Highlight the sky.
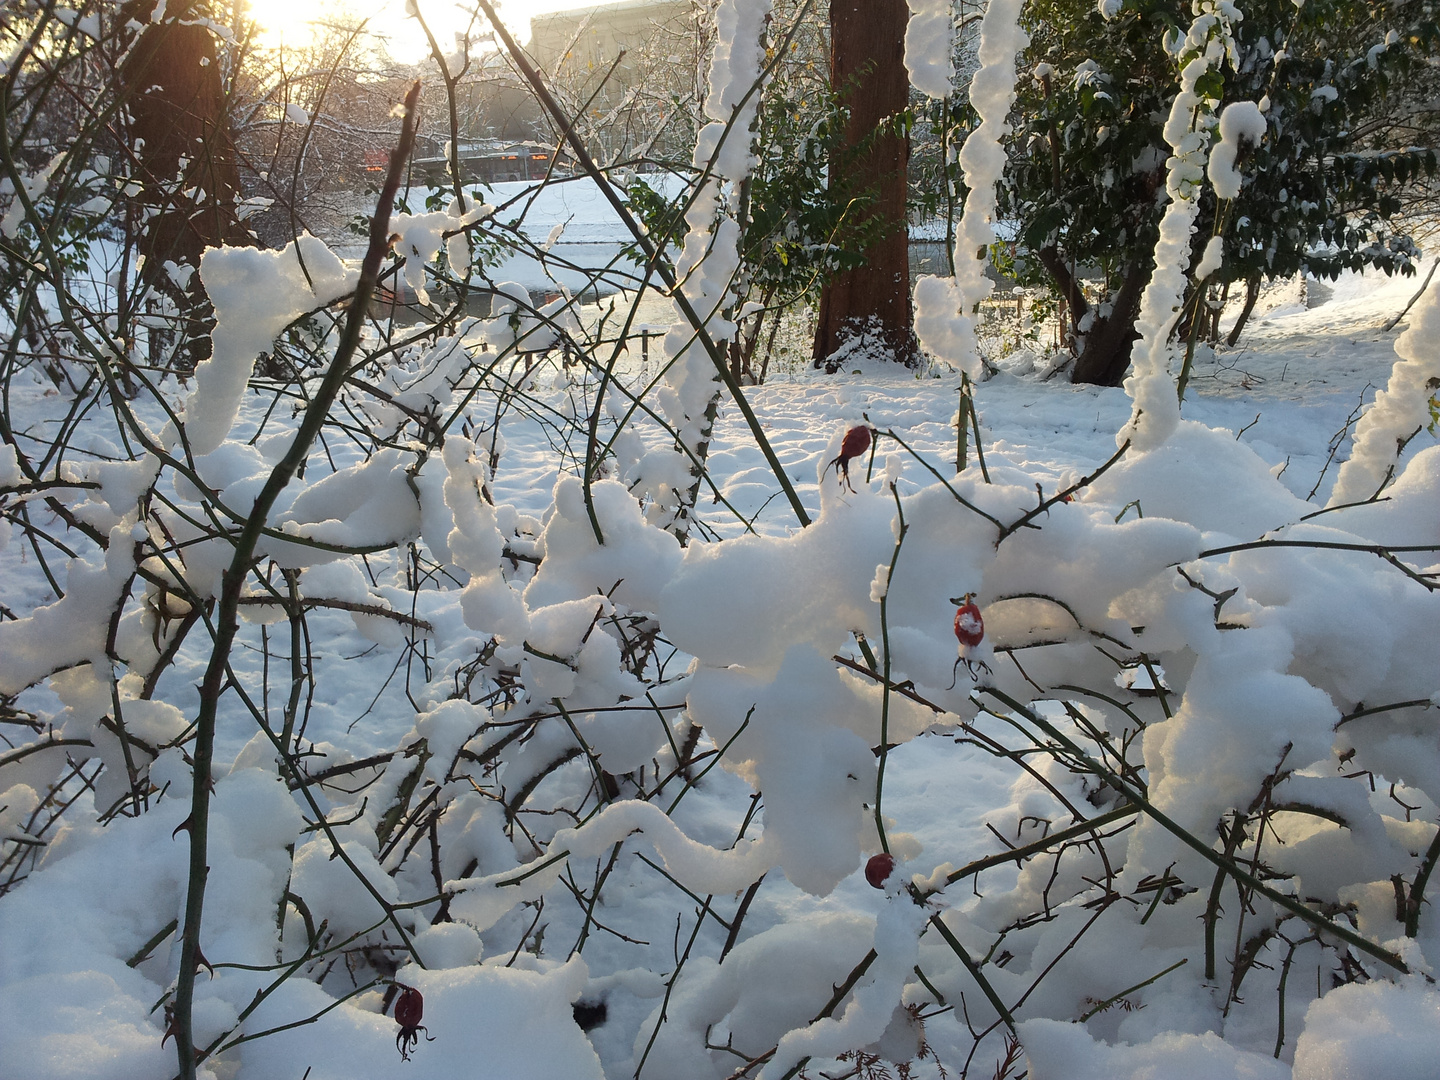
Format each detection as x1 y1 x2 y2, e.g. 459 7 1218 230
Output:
241 0 595 62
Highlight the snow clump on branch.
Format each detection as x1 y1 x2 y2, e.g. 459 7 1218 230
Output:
904 0 955 100
183 236 355 456
1328 267 1440 506
1207 100 1267 200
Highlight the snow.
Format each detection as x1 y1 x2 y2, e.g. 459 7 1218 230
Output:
391 198 491 305
234 960 605 1080
913 0 1028 378
186 236 355 456
4 250 1440 1077
1208 100 1267 201
904 0 955 100
1291 980 1440 1079
1019 1020 1291 1079
0 521 143 696
1328 265 1440 505
6 7 1440 1079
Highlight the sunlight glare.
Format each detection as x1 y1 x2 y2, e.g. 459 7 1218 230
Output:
241 0 576 60
242 0 329 47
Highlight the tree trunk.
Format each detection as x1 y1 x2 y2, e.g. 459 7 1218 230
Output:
1225 274 1262 347
1069 263 1147 386
1037 244 1088 328
813 0 919 370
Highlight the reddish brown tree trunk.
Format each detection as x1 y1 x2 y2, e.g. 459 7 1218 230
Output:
123 1 251 270
813 0 919 370
121 0 252 363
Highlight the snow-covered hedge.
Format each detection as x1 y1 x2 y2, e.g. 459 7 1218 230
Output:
2 2 1439 1079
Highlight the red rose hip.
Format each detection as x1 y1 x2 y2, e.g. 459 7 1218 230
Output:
953 601 984 647
865 852 895 888
394 986 424 1029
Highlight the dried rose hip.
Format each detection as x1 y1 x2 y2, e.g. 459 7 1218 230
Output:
393 984 433 1060
826 425 873 493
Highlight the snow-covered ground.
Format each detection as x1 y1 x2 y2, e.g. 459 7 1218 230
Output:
7 0 1440 1072
2 246 1438 1080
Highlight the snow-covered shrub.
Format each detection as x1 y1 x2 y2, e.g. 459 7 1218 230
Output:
2 3 1439 1080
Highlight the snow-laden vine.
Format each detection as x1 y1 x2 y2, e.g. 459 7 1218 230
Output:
911 0 1028 380
1329 278 1440 505
1118 0 1244 453
903 0 955 100
638 0 773 539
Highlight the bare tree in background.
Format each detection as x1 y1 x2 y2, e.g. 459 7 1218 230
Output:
229 17 415 247
526 0 711 168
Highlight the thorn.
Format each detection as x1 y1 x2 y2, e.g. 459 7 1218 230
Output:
172 814 192 838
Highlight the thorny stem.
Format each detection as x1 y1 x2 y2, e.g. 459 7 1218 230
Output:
956 375 970 473
172 82 423 1080
1196 539 1440 593
720 875 766 963
1403 818 1440 938
1204 812 1247 981
1273 933 1317 1057
996 439 1130 542
634 801 762 1079
744 949 880 1080
572 841 625 956
969 384 991 483
874 483 909 853
927 912 1017 1033
935 805 1142 894
1079 957 1189 1022
878 424 1004 529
